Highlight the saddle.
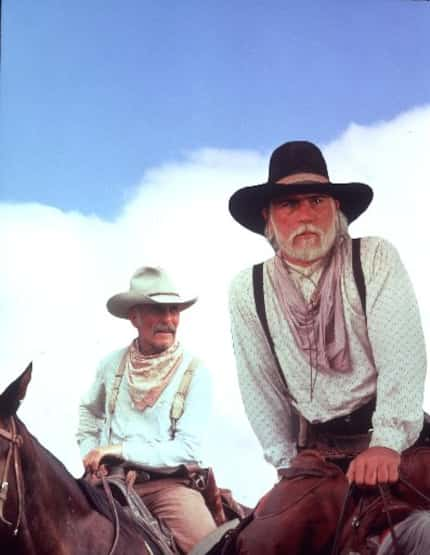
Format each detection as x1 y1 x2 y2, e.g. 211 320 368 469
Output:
106 473 179 554
84 462 180 554
205 451 350 555
101 457 248 525
86 456 248 554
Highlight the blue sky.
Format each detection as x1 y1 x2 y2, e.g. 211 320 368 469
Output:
1 1 430 503
2 1 429 217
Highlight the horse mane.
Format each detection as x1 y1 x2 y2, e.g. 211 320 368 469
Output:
377 510 430 555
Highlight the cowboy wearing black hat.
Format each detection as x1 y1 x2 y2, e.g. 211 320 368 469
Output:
227 141 428 553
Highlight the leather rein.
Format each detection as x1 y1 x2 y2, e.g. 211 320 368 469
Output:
0 416 24 536
330 477 430 555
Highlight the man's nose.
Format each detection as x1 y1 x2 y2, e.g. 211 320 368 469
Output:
296 199 316 221
160 307 176 321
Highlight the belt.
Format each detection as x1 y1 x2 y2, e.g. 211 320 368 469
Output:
310 397 376 436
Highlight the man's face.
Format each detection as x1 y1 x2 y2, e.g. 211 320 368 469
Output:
263 193 339 265
129 304 180 355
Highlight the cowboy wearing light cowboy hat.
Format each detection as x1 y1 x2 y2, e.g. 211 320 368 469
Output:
77 266 217 553
227 140 428 553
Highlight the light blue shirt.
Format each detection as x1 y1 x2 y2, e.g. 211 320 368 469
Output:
77 346 213 467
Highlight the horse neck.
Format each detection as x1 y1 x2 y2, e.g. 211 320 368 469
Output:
14 418 96 551
13 420 152 555
17 419 89 511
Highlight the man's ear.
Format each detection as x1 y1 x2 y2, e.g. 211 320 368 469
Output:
128 307 139 328
262 207 269 222
334 199 340 209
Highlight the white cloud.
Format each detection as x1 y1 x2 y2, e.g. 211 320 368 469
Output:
1 104 429 506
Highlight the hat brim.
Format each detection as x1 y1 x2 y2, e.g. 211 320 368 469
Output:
107 293 197 319
229 181 373 235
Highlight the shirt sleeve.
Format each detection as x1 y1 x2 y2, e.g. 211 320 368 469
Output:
121 361 213 467
76 362 107 458
364 238 426 452
229 267 298 470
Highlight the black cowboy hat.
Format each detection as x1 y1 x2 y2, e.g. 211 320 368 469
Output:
228 141 373 235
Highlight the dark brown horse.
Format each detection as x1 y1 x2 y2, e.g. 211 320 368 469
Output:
0 364 171 555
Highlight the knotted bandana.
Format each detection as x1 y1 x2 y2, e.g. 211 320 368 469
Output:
126 339 183 410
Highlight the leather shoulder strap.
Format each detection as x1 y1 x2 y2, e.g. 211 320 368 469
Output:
352 238 366 318
109 350 198 440
252 263 296 403
169 357 200 439
108 349 128 416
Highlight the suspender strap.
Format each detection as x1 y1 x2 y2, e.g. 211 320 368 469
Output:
253 242 367 447
252 240 367 402
108 350 198 440
252 263 296 403
169 358 199 439
352 237 366 318
109 350 128 415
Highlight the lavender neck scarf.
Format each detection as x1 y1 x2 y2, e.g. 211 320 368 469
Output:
273 236 352 373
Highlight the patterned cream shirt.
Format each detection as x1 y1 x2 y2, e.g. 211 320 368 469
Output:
229 237 426 469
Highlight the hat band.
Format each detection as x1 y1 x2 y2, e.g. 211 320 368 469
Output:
276 172 329 185
147 292 180 298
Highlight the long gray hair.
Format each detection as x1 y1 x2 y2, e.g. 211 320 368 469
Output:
377 511 430 555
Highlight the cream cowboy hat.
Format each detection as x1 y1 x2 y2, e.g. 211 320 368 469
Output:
107 266 197 319
229 140 373 235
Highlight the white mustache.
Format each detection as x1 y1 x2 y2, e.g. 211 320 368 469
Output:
290 224 323 241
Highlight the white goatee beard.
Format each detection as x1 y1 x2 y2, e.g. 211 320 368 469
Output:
281 220 337 262
267 208 349 262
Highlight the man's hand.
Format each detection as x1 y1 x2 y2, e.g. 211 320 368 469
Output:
346 446 401 486
83 444 123 474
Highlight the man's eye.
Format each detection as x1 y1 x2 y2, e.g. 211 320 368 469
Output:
312 197 324 205
279 200 298 208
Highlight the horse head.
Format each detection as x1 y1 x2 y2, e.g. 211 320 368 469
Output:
0 363 31 543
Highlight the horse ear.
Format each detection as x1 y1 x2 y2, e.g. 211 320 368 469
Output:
17 362 32 401
0 362 33 417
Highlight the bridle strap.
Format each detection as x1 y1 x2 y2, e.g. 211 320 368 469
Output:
0 417 24 535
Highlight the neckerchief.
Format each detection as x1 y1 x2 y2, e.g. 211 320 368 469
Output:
273 235 352 373
126 339 183 410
